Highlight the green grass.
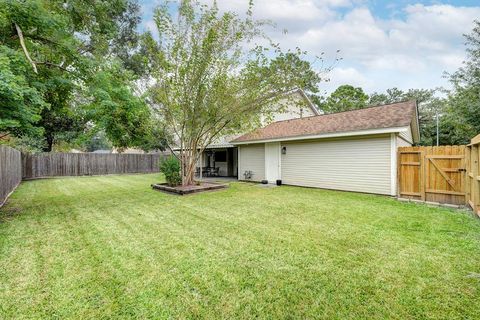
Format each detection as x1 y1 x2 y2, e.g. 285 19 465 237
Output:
1 174 479 319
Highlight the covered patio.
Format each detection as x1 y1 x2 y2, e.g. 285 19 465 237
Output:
196 145 238 178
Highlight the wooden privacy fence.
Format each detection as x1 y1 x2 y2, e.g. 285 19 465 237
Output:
398 145 466 205
0 146 22 206
398 134 480 216
22 153 163 179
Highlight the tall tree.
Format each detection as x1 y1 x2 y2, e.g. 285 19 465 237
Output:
319 85 368 113
0 45 46 140
444 20 480 144
86 62 161 151
268 52 323 112
0 0 69 141
147 0 324 186
368 88 406 106
369 88 445 145
41 0 146 151
0 0 154 151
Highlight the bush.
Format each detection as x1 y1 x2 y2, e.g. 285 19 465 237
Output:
159 155 182 186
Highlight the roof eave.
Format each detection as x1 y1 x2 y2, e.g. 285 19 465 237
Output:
294 88 321 115
230 126 410 145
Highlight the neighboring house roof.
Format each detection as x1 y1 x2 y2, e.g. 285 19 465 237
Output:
231 100 419 144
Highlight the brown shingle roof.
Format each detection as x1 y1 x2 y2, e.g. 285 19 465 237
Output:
231 100 417 143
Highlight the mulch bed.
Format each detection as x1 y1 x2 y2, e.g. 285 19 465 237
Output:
151 182 227 195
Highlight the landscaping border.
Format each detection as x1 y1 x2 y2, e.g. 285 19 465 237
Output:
151 182 227 195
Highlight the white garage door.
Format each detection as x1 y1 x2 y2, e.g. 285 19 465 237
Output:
281 135 393 195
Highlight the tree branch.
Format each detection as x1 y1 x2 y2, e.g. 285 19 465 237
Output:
15 23 38 74
0 132 10 140
35 61 69 72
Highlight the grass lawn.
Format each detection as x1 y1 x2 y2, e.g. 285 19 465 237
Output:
1 174 479 319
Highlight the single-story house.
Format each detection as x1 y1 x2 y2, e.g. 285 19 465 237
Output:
229 100 420 196
195 89 320 177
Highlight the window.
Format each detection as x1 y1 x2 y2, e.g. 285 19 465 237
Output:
215 150 227 162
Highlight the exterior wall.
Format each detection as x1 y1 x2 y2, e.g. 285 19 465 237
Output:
280 134 393 195
398 126 413 144
216 161 228 176
271 92 317 122
238 144 265 181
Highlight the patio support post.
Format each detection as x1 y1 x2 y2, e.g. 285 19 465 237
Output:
200 152 203 179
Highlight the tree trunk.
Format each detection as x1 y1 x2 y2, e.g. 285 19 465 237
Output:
182 148 198 186
43 134 54 152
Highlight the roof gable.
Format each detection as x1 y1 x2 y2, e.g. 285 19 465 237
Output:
232 100 418 143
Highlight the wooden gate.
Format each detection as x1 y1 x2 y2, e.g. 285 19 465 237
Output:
398 146 466 205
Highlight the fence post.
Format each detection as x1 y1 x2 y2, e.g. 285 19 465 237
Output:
0 146 22 206
420 151 426 201
471 143 479 215
466 146 471 205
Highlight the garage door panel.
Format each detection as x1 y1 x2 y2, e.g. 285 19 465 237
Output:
281 136 392 195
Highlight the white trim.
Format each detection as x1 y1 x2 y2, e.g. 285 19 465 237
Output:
204 144 235 149
231 126 410 145
398 134 413 145
237 146 241 180
294 88 320 116
390 133 397 196
264 142 281 183
278 143 282 182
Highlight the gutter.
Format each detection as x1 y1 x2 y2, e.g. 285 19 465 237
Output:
230 126 410 145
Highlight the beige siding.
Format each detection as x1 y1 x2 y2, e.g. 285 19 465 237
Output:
399 126 413 144
396 134 412 147
238 144 265 181
281 135 392 195
270 92 316 122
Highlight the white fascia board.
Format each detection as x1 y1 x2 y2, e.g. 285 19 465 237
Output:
230 126 410 145
390 133 397 196
295 88 320 115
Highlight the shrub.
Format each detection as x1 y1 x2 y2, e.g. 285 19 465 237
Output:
159 155 182 186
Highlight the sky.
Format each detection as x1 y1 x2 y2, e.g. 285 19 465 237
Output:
138 0 480 94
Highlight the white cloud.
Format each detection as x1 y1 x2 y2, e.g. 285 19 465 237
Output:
323 66 374 92
140 1 480 93
278 3 479 93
